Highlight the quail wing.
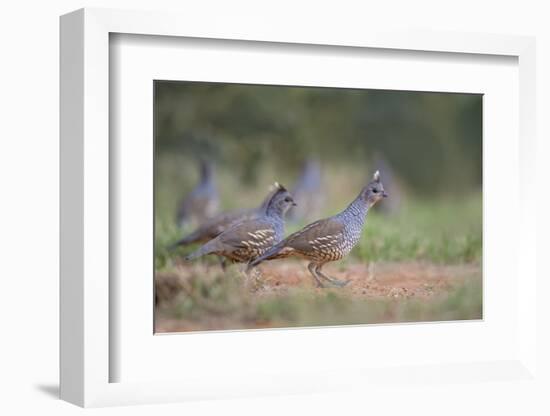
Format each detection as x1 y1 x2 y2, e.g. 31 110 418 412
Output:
283 217 345 253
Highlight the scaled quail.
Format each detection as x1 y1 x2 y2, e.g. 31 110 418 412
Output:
176 159 219 228
185 184 296 264
247 171 387 288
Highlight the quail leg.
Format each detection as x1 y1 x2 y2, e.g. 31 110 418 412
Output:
307 262 325 288
315 264 351 288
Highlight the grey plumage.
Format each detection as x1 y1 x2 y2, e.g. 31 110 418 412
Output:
247 171 387 288
185 184 296 264
176 159 219 228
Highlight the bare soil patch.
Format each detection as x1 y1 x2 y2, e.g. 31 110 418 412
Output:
249 261 479 299
155 261 481 333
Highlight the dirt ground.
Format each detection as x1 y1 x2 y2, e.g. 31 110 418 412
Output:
155 261 481 333
155 261 481 332
249 261 479 299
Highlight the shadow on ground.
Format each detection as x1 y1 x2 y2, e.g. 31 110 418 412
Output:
35 384 59 399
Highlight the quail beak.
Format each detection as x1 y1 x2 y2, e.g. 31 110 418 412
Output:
291 200 298 206
382 191 388 198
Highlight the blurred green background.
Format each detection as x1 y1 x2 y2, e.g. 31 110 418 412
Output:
155 81 482 194
154 81 482 332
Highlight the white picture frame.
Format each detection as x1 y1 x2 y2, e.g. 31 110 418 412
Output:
60 7 537 407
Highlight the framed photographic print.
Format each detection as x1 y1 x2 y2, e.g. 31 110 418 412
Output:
60 8 538 407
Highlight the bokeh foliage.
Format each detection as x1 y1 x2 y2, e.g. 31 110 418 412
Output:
155 81 482 194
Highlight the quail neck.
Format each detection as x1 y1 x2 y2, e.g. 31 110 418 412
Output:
265 202 287 241
333 189 372 253
339 189 370 220
266 202 286 219
264 189 294 240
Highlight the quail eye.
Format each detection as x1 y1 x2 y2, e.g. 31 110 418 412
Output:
284 197 291 202
372 188 379 194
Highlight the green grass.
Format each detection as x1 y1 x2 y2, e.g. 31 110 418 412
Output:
258 279 483 327
356 196 482 264
155 154 482 269
156 197 482 271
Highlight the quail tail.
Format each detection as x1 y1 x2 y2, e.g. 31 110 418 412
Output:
246 241 285 272
184 240 218 261
168 231 201 251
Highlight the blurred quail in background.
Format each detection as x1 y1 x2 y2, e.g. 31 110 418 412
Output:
176 159 219 228
287 158 324 223
185 184 296 264
169 185 279 250
247 171 387 288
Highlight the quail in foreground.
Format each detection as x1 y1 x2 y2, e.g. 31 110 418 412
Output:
247 171 387 288
287 158 324 223
185 184 296 264
169 185 280 250
176 159 219 228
